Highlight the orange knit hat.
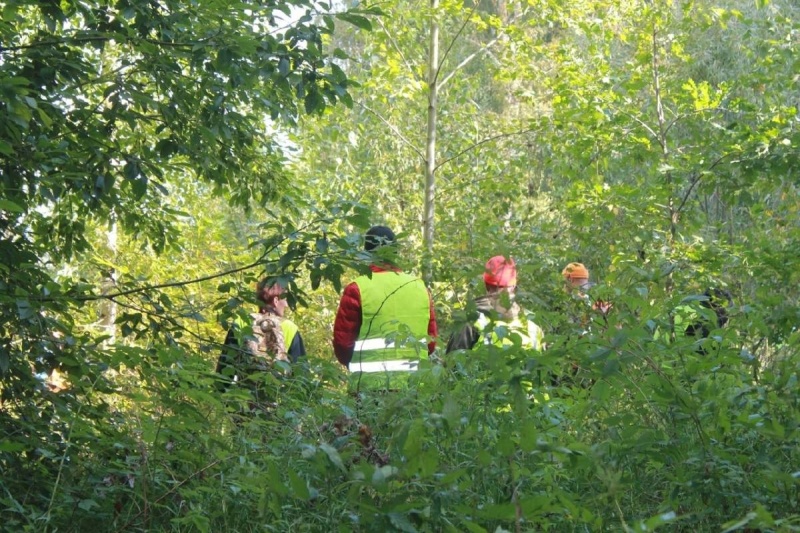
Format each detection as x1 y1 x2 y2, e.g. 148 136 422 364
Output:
562 262 589 281
484 256 517 288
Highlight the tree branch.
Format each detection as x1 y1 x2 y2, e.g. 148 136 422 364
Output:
431 3 478 89
33 227 312 304
0 35 113 53
675 151 737 215
651 25 667 154
664 106 736 137
613 107 659 144
110 295 226 349
356 102 425 159
437 8 529 91
0 34 201 54
435 127 536 171
376 17 425 84
73 257 269 303
113 458 224 533
437 34 500 90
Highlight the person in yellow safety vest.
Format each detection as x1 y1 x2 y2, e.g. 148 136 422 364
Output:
446 256 544 353
332 225 438 390
216 279 306 393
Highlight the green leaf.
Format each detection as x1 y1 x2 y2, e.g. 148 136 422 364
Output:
0 140 14 156
124 160 140 181
402 420 424 457
336 13 372 31
263 462 288 497
78 499 99 511
0 440 25 452
0 199 24 213
16 299 33 320
277 57 290 77
305 89 324 114
310 269 322 290
387 512 417 533
460 521 487 533
721 512 757 533
287 469 310 500
371 465 398 485
319 443 347 473
589 346 612 361
475 503 516 520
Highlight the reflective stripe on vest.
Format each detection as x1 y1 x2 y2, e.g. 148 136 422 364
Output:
351 359 420 373
352 271 430 374
353 337 428 352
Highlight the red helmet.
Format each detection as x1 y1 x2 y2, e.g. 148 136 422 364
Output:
484 256 517 289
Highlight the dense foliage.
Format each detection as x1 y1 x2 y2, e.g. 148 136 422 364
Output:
1 0 798 531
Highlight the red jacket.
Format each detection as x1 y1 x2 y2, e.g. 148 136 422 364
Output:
332 265 438 367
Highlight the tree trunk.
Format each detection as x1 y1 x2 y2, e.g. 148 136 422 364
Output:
100 217 117 346
423 0 439 283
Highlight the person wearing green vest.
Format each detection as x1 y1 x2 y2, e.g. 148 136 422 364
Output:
216 278 306 395
333 226 438 390
446 255 544 353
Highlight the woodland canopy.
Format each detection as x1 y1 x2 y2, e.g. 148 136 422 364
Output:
1 0 798 531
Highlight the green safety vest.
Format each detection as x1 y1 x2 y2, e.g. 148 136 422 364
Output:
350 271 430 389
475 311 547 410
475 312 544 351
281 319 299 351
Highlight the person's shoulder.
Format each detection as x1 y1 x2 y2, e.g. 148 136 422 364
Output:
379 269 426 284
341 280 360 292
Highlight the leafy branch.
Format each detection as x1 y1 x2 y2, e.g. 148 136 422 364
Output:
112 458 224 533
31 218 338 303
375 17 425 84
675 151 740 216
0 34 206 54
356 101 425 159
64 256 268 303
436 8 530 91
435 127 536 171
431 3 478 89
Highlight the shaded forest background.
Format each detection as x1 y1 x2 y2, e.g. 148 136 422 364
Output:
1 0 798 531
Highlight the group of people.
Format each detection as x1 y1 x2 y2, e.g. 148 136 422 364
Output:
216 224 731 397
216 225 611 395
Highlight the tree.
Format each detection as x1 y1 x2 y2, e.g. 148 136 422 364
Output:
0 0 361 527
297 0 543 284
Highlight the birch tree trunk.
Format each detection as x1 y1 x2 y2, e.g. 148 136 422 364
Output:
100 217 118 346
423 0 439 283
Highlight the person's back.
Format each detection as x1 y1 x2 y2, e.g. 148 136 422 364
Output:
351 269 430 381
333 225 437 391
216 279 306 406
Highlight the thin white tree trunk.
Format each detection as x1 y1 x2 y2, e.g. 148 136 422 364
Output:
101 217 117 345
423 0 439 283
